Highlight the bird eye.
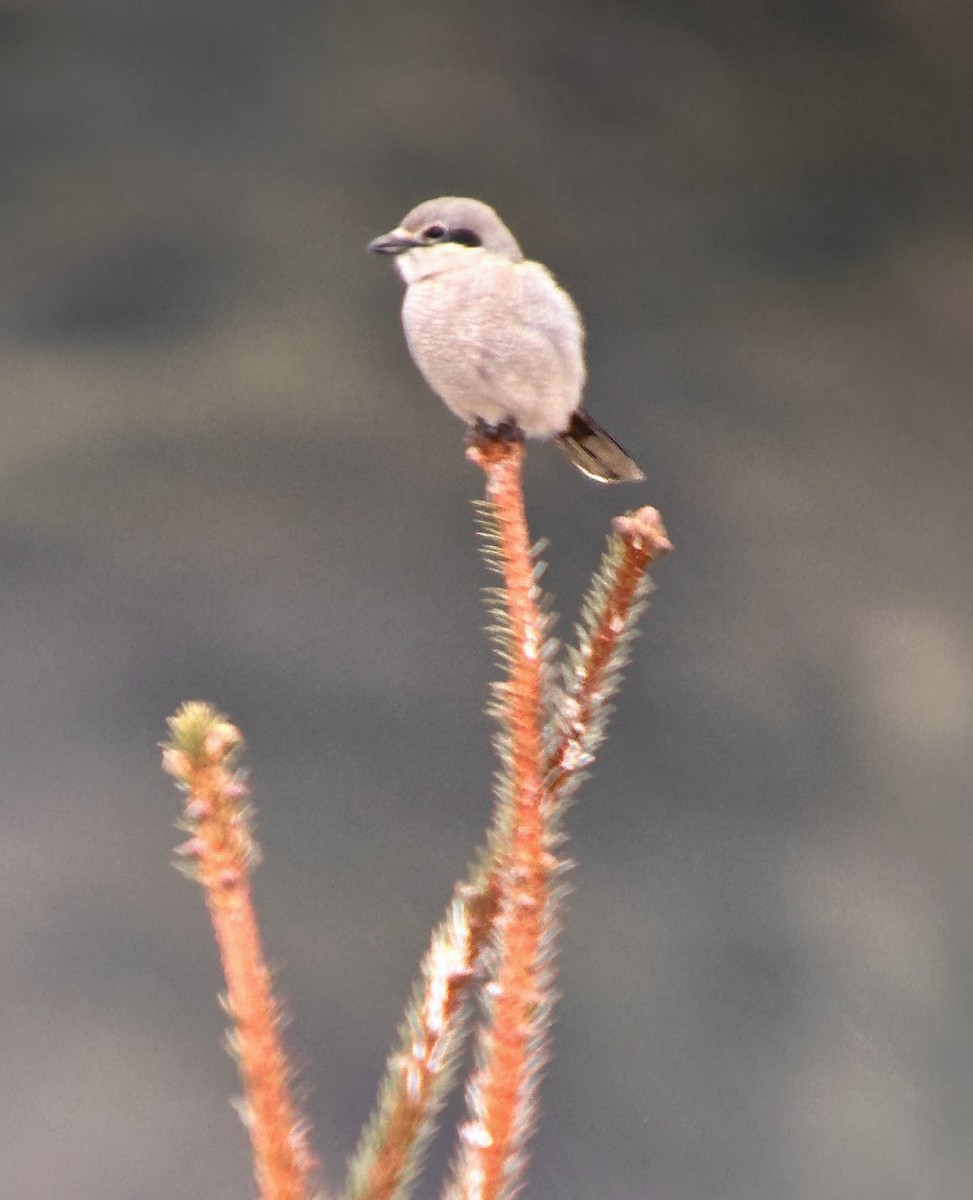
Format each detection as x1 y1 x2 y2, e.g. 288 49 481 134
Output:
423 224 446 240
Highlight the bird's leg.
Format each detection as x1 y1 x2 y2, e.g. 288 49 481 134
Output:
470 417 525 448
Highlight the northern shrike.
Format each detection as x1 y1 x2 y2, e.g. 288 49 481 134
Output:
368 197 644 483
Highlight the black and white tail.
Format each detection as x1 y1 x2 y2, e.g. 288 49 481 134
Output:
556 409 645 484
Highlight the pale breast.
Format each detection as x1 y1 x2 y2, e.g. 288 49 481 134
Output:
401 255 586 437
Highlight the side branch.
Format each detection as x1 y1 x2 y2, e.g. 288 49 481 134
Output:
162 702 319 1200
340 880 487 1200
549 505 672 800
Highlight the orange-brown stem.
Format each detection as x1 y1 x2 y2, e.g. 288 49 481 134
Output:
550 505 672 784
163 705 318 1200
343 886 483 1200
457 440 553 1200
342 844 503 1200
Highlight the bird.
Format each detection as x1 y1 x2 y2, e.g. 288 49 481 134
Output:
368 196 644 483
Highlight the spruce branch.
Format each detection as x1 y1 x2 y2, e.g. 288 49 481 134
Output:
162 702 320 1200
161 453 671 1200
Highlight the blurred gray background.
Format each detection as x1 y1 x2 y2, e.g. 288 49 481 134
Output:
2 2 971 1198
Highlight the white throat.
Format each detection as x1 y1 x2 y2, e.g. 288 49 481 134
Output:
396 243 486 285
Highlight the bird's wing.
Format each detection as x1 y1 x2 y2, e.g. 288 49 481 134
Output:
514 260 586 376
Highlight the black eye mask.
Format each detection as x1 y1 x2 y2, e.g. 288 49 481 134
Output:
445 228 482 248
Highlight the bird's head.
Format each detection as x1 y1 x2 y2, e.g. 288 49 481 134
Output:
368 197 523 282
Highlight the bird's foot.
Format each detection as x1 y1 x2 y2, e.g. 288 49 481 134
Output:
470 417 525 448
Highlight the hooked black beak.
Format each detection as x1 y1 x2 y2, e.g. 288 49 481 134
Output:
367 230 421 256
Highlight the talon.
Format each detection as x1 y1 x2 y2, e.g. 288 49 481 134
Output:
470 418 525 447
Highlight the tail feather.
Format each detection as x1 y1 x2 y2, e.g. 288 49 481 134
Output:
556 410 645 484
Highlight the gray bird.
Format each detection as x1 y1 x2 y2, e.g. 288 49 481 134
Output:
368 196 644 483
